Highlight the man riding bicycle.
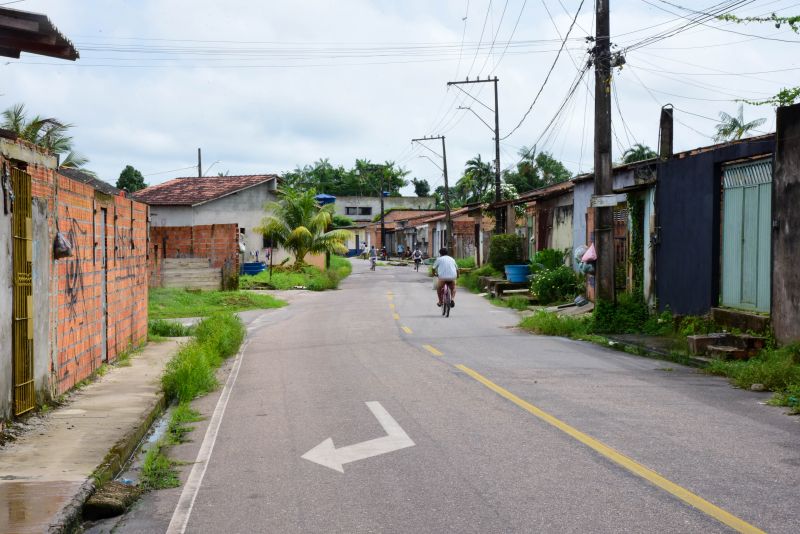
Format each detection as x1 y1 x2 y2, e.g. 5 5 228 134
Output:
432 247 458 308
412 247 423 271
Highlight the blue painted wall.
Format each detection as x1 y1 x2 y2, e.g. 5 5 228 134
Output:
654 136 774 315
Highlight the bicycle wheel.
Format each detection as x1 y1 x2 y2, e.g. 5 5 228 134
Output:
442 285 451 317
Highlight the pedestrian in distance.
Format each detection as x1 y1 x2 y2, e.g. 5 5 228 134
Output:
369 245 377 271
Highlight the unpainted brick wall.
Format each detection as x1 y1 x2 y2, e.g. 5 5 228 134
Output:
19 147 149 395
148 223 239 287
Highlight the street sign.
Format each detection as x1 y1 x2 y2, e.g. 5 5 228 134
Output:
301 401 415 473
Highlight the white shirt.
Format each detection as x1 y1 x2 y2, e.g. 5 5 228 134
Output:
433 255 458 280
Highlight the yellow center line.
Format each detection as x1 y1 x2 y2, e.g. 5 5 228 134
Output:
455 364 765 534
393 313 400 320
387 295 393 301
401 326 413 334
423 345 443 356
389 303 395 310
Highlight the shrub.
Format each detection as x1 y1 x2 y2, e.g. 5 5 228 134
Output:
456 257 476 269
593 292 649 334
505 295 530 310
148 319 194 338
532 249 565 271
520 310 591 337
487 234 525 271
531 265 580 304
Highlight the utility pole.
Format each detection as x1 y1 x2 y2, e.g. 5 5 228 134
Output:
447 76 502 233
411 135 453 251
197 148 202 177
592 0 615 302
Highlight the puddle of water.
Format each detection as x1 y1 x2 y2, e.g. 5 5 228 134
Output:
0 480 83 533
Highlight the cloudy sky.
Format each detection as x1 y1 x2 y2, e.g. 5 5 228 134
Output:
2 0 797 194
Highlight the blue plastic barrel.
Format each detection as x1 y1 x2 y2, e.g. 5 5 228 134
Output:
241 262 266 275
504 264 531 283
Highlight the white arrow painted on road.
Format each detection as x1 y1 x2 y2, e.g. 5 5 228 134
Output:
301 401 415 473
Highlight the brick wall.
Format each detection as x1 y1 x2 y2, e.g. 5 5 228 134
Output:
148 223 239 287
12 141 149 395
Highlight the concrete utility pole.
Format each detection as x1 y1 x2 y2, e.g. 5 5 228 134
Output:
197 148 202 177
593 0 615 302
363 164 387 249
447 76 502 233
411 135 453 251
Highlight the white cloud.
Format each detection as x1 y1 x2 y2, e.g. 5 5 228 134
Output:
1 0 793 191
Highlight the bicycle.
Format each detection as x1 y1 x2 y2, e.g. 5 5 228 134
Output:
414 258 421 272
441 281 453 318
370 257 376 271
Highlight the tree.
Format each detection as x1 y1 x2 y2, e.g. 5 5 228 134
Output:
454 154 494 204
255 188 352 267
714 104 766 142
116 165 147 192
411 178 431 197
1 103 91 171
621 144 658 164
504 147 571 193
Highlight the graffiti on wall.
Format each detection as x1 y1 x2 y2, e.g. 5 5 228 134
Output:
64 208 86 319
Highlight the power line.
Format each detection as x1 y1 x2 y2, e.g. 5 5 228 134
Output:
501 0 586 140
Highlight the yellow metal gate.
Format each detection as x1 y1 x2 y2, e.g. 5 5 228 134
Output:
12 167 34 416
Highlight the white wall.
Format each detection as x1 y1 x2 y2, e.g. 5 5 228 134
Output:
333 196 435 222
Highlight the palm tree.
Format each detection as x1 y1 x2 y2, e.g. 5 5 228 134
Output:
255 188 352 268
457 155 493 203
714 104 766 142
621 143 658 164
1 103 90 170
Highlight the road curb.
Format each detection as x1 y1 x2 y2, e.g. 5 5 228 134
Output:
604 335 709 368
47 383 168 533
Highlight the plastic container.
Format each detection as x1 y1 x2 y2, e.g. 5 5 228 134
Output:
504 264 531 283
241 262 266 275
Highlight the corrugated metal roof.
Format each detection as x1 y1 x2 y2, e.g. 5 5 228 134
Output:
722 158 773 188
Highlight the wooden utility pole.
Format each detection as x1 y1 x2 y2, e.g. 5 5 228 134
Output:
447 76 502 232
412 135 453 251
593 0 615 302
197 148 202 177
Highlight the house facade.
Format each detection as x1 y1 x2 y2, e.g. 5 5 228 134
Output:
333 195 436 223
135 174 279 259
1 136 148 419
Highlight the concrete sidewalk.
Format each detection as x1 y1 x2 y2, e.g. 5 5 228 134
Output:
0 339 181 533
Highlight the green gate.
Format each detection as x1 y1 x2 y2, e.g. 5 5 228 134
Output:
721 159 772 312
11 167 34 416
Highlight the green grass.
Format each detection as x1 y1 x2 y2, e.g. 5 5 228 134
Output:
458 265 501 293
149 288 286 320
148 319 195 338
161 313 246 403
239 256 352 291
519 310 592 337
456 257 476 269
489 295 530 311
167 403 203 445
706 343 800 411
141 446 180 490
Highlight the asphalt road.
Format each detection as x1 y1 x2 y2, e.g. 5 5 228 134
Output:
106 260 800 534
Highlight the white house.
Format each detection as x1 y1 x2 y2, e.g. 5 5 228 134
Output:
133 174 284 261
333 195 436 223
